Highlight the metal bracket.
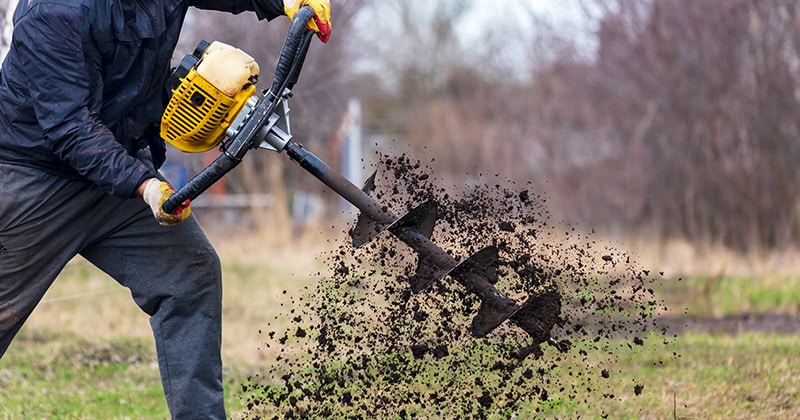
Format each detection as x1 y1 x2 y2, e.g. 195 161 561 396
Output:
224 88 293 153
257 98 293 152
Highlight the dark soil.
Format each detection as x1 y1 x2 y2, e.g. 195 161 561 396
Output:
240 152 675 418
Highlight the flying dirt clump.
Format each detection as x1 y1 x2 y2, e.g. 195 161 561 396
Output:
239 152 672 418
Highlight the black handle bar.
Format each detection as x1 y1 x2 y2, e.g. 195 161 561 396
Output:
162 6 315 214
272 6 316 94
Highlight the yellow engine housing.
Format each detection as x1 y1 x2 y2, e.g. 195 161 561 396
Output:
161 41 260 153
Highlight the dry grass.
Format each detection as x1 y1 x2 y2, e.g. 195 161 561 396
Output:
616 234 800 279
22 224 800 365
609 234 800 318
22 225 338 366
211 226 337 364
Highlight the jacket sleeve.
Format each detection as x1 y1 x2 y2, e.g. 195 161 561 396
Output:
12 4 156 198
190 0 286 20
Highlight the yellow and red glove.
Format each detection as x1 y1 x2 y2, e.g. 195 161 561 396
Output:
283 0 331 43
141 179 191 226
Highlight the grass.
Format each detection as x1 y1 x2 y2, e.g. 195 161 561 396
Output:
506 332 800 418
3 330 799 418
657 274 800 318
640 333 800 419
0 333 168 419
1 232 799 418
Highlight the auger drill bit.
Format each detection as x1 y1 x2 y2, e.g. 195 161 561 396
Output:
284 142 556 341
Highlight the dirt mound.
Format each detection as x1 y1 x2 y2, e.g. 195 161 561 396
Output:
240 153 672 418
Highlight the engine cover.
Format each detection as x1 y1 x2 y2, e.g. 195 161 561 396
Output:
161 41 260 153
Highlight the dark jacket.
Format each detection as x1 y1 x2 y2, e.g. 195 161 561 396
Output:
0 0 283 197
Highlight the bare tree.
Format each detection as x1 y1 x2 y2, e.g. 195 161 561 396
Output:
532 0 800 250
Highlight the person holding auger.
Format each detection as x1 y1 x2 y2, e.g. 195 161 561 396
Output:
0 0 330 417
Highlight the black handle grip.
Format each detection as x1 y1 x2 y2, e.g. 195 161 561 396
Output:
162 153 241 214
286 31 314 90
271 6 315 94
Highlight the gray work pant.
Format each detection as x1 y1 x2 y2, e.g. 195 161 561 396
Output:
0 161 225 419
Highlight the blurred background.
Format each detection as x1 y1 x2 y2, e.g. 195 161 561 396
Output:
3 0 800 257
162 0 800 259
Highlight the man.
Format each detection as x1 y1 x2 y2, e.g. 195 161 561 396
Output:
0 0 330 417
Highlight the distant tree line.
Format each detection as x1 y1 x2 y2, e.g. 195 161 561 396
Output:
352 0 800 251
527 0 800 250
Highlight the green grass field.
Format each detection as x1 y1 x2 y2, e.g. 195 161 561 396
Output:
3 330 798 418
1 234 799 418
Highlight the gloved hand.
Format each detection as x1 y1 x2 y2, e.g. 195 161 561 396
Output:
140 178 191 226
283 0 331 43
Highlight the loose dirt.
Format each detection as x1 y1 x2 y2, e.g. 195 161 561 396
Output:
240 152 673 418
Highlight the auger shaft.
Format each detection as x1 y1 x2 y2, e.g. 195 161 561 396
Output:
284 142 526 336
286 142 457 269
286 142 396 227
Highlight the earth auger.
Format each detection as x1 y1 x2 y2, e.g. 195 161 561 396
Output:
161 6 560 350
